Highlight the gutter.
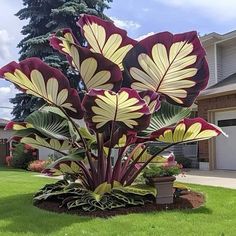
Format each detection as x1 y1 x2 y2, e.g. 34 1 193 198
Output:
197 90 236 100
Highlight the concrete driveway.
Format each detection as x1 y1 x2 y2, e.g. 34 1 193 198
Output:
176 169 236 189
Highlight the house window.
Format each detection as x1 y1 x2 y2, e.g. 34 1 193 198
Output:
218 119 236 127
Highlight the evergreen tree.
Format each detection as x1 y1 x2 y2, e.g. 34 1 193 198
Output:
11 0 112 121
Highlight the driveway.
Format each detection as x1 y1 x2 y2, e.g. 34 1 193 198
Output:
176 169 236 189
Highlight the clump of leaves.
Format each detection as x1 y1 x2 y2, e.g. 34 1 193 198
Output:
34 180 156 211
0 14 226 211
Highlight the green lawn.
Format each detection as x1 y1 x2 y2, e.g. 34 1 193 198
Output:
0 167 236 236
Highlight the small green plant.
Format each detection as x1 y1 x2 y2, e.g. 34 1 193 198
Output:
143 164 181 179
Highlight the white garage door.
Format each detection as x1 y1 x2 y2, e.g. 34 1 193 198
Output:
215 110 236 170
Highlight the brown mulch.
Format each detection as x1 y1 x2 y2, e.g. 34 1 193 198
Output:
34 191 205 218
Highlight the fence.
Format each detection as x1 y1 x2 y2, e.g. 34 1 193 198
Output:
0 139 10 165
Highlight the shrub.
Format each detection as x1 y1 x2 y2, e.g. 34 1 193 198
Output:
175 156 192 168
11 143 37 169
28 160 51 172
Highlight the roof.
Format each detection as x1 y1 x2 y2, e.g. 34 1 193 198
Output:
200 32 222 42
198 73 236 100
0 118 9 128
200 30 236 46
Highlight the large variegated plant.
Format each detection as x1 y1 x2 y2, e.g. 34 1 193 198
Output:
0 14 225 211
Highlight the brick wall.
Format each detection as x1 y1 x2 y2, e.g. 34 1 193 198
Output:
197 93 236 161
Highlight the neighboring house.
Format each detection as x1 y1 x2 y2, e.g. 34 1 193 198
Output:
197 31 236 170
0 118 54 165
0 118 13 165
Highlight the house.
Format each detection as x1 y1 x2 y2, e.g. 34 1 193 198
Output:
0 118 55 165
0 118 13 165
197 31 236 170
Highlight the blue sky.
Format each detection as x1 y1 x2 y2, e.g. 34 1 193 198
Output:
1 0 236 119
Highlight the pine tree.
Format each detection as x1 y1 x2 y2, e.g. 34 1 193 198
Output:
11 0 112 121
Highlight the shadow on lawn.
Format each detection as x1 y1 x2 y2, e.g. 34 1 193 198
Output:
148 204 213 216
0 167 28 172
0 193 92 235
181 206 212 214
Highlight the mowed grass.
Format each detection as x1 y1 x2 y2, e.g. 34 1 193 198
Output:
0 167 236 236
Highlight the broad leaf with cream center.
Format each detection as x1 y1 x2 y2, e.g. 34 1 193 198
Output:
0 58 83 119
50 29 122 91
78 14 137 70
82 88 151 132
123 31 209 107
150 118 226 144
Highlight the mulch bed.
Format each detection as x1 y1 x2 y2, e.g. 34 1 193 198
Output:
34 191 205 218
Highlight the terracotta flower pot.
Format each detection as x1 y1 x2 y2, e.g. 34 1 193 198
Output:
147 176 176 204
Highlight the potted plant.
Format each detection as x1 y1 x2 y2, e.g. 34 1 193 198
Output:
0 14 226 213
143 153 181 204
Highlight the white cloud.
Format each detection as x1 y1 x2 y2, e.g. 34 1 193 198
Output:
0 84 18 120
110 17 141 30
155 0 236 22
0 1 25 66
142 8 150 12
136 32 155 41
0 86 11 94
0 29 12 60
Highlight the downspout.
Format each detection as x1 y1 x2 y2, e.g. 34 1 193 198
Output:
214 42 218 83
